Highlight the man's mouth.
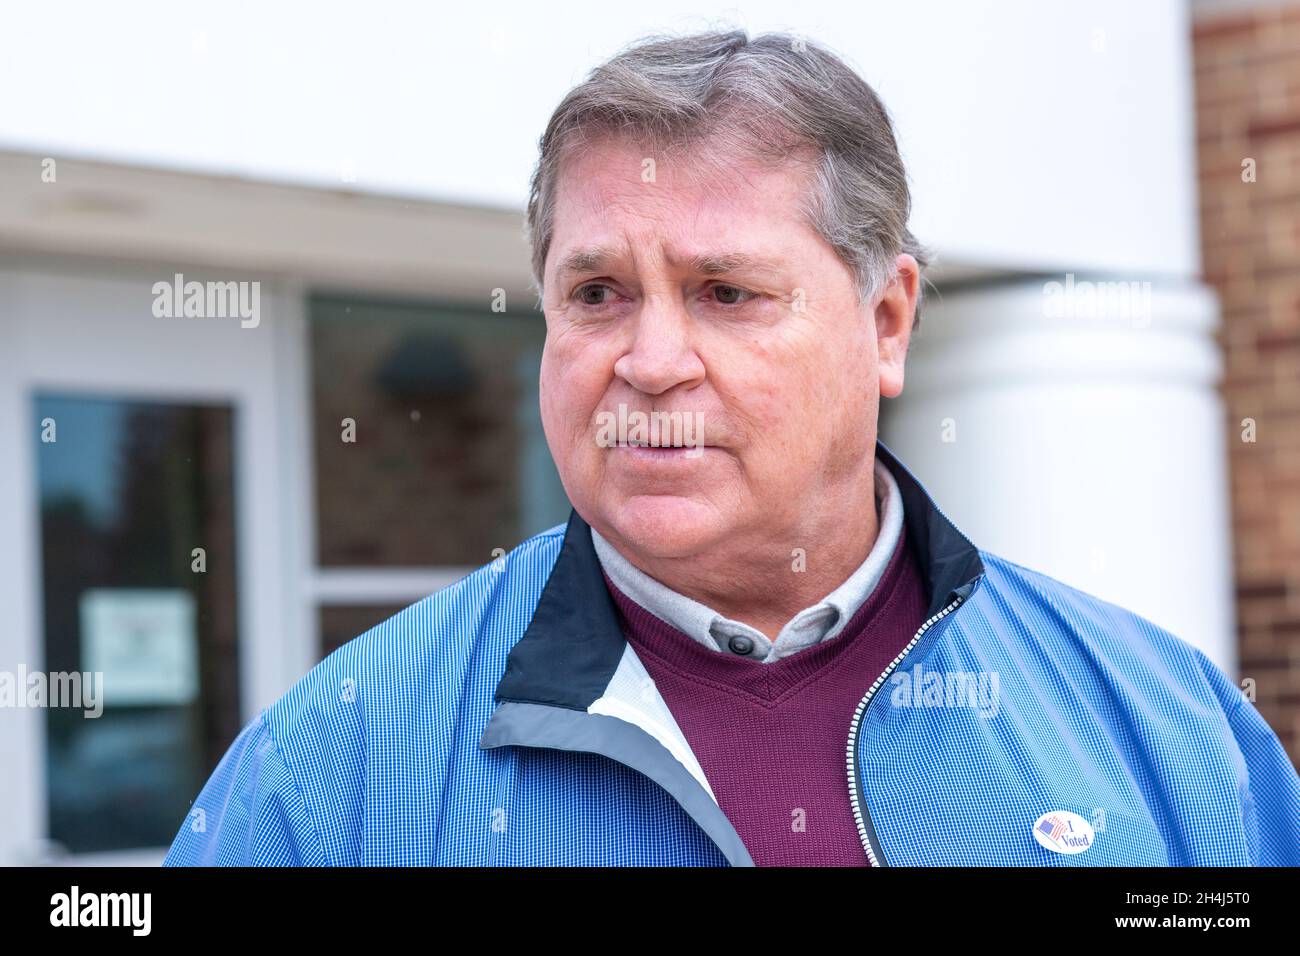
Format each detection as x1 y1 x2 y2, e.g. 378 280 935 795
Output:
612 439 713 460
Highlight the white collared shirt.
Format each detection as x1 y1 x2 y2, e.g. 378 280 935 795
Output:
590 456 905 663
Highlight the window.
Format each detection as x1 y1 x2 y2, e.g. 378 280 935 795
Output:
308 294 570 656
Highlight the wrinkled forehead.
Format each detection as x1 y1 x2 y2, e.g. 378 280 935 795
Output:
547 132 818 271
553 123 814 199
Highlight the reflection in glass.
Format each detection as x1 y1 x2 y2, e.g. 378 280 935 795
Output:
34 394 240 853
311 295 570 568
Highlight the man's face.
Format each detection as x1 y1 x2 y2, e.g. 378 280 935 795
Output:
539 135 910 560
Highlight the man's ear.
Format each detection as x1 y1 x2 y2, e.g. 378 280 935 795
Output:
875 253 919 399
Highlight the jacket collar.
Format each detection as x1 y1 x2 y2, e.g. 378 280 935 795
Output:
490 438 986 711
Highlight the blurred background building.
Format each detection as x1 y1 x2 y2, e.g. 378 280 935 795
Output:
0 0 1295 864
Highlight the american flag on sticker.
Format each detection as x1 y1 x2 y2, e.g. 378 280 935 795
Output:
1037 815 1066 842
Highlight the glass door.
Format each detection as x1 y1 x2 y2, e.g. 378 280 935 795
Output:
34 394 242 853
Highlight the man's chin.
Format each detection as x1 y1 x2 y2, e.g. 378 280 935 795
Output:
599 493 728 559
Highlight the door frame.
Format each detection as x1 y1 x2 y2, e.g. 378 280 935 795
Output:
0 257 314 865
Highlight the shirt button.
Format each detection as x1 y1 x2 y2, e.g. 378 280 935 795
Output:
728 635 754 656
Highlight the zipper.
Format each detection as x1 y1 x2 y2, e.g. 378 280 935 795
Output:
845 593 967 866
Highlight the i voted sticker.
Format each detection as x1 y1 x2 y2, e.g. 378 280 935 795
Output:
1032 810 1094 854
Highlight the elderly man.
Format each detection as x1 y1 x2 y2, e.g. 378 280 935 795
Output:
165 30 1299 867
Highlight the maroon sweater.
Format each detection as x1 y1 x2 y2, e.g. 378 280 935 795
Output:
601 526 927 866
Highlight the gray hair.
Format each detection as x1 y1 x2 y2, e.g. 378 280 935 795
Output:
525 28 931 328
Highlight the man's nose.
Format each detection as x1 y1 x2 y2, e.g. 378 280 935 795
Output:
613 296 706 396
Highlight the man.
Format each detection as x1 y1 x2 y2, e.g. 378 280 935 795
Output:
165 29 1299 867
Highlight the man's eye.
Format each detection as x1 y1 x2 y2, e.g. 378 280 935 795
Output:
709 284 752 305
576 283 612 306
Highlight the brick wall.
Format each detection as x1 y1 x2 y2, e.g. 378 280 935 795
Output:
1194 3 1300 763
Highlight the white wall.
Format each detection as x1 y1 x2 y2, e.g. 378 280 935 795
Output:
0 0 1198 278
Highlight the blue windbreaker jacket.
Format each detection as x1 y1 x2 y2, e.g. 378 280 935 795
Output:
163 440 1300 866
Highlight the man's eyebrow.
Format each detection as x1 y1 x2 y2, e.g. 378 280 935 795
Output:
685 251 781 277
557 247 620 278
555 247 781 278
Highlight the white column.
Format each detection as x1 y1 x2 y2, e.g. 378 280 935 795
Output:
882 277 1236 674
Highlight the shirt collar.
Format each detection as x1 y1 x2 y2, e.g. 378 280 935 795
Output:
590 456 905 662
488 438 985 711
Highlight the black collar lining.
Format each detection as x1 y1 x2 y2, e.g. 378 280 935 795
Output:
492 439 985 708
